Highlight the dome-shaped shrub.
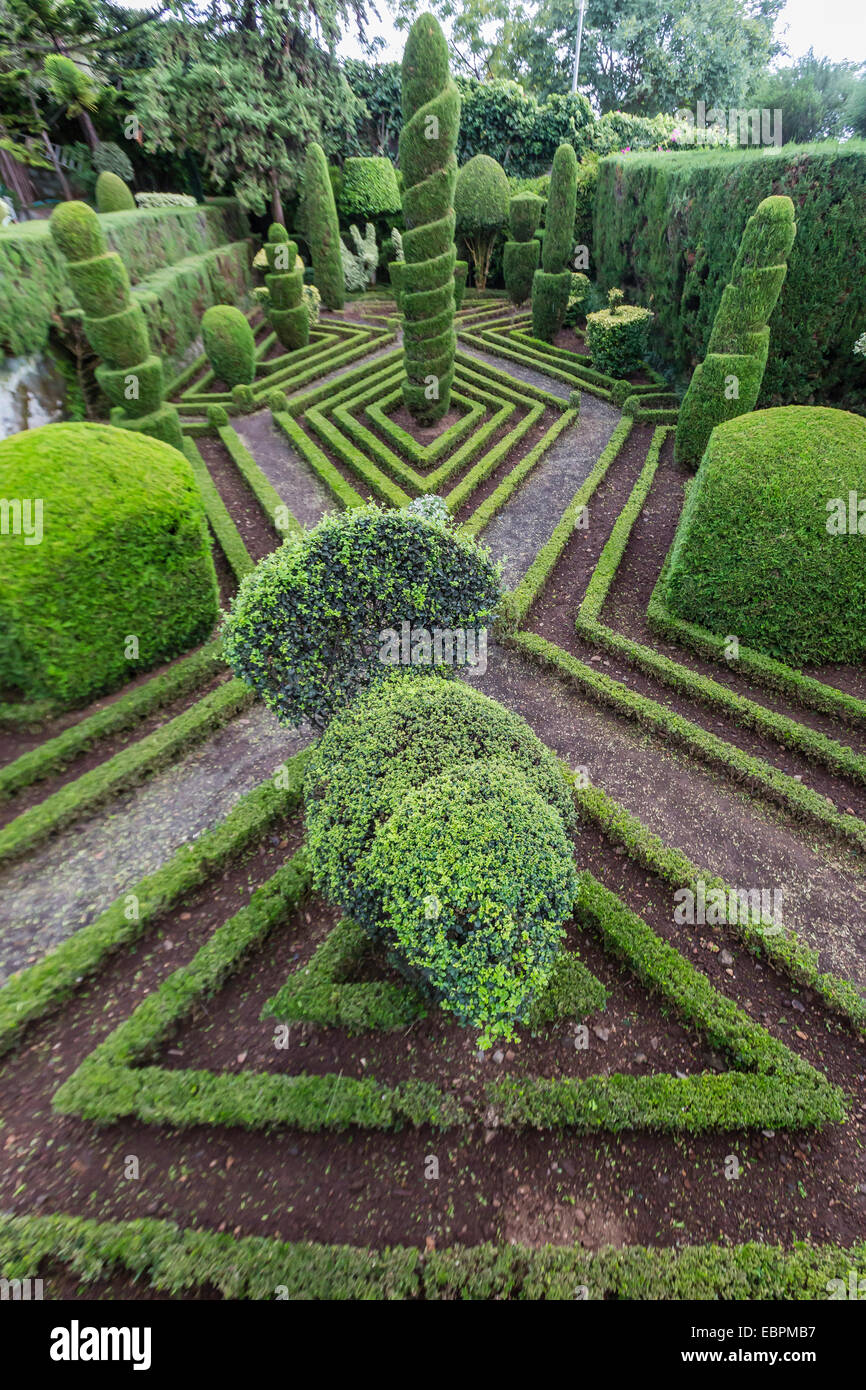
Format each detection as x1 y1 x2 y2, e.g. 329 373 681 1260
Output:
95 170 135 213
201 304 256 387
221 504 501 728
455 153 510 290
0 423 218 706
662 406 866 664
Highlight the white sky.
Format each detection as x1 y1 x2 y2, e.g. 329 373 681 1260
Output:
339 0 866 68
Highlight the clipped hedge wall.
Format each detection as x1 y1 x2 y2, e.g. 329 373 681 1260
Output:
592 142 866 411
0 199 250 361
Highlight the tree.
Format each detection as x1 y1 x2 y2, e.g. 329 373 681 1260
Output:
748 51 866 143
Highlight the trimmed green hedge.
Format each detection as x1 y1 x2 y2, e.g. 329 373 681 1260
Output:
0 422 218 707
592 142 866 411
0 199 249 359
95 170 135 213
664 406 866 664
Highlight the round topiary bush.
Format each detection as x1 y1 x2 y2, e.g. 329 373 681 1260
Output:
455 153 510 290
662 406 866 664
304 674 577 1044
0 422 219 707
95 170 135 213
201 304 256 387
339 156 401 220
221 504 501 728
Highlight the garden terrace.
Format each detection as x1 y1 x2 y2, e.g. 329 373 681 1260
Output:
1 283 864 1301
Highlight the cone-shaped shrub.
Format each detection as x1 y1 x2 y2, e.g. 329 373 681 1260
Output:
398 12 460 424
50 201 183 450
262 223 309 351
454 153 509 290
303 143 344 310
95 170 135 213
201 304 256 386
675 195 796 469
531 143 577 340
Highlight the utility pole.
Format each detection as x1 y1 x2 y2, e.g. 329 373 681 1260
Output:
571 0 587 94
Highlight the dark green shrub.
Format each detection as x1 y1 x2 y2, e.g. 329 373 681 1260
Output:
454 153 510 290
201 304 256 387
0 422 218 706
303 142 344 310
221 504 501 728
398 13 460 423
585 290 653 374
50 200 183 450
364 760 578 1044
95 170 135 214
565 271 591 324
531 142 577 340
261 223 309 351
541 143 578 273
266 388 289 413
504 240 539 306
591 145 864 411
674 195 796 468
531 270 571 339
339 156 401 220
663 406 866 664
509 192 543 242
453 260 468 309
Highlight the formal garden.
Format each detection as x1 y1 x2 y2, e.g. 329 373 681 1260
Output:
0 0 865 1307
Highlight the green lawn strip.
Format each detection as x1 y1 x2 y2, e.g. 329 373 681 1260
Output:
0 642 226 804
0 679 255 868
0 1212 859 1300
0 752 309 1055
569 776 866 1035
508 628 866 857
461 407 578 537
183 436 255 581
576 429 866 787
648 554 866 728
506 417 634 626
272 412 366 510
261 917 607 1032
217 424 303 539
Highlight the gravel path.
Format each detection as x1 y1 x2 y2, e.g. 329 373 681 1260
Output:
479 393 621 586
232 412 333 528
0 703 311 980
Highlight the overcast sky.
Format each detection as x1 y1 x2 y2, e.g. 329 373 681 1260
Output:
337 0 866 68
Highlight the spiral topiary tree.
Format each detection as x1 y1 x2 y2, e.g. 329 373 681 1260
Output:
398 12 461 424
201 304 256 387
503 192 542 306
674 195 797 469
531 143 577 341
95 170 135 213
261 223 309 351
303 142 344 311
49 200 183 450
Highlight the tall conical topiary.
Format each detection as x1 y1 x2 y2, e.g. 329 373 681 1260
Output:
531 143 577 341
303 143 344 311
674 195 796 469
262 223 309 350
503 192 542 306
398 12 460 424
50 200 183 451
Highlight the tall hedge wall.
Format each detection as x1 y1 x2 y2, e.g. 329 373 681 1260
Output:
0 199 250 364
592 143 866 411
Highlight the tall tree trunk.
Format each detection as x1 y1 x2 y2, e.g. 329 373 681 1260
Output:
79 108 99 151
26 91 72 200
270 172 284 226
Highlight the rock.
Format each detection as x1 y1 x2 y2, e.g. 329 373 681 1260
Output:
719 949 733 966
493 1049 504 1064
575 1208 586 1225
593 1026 610 1042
